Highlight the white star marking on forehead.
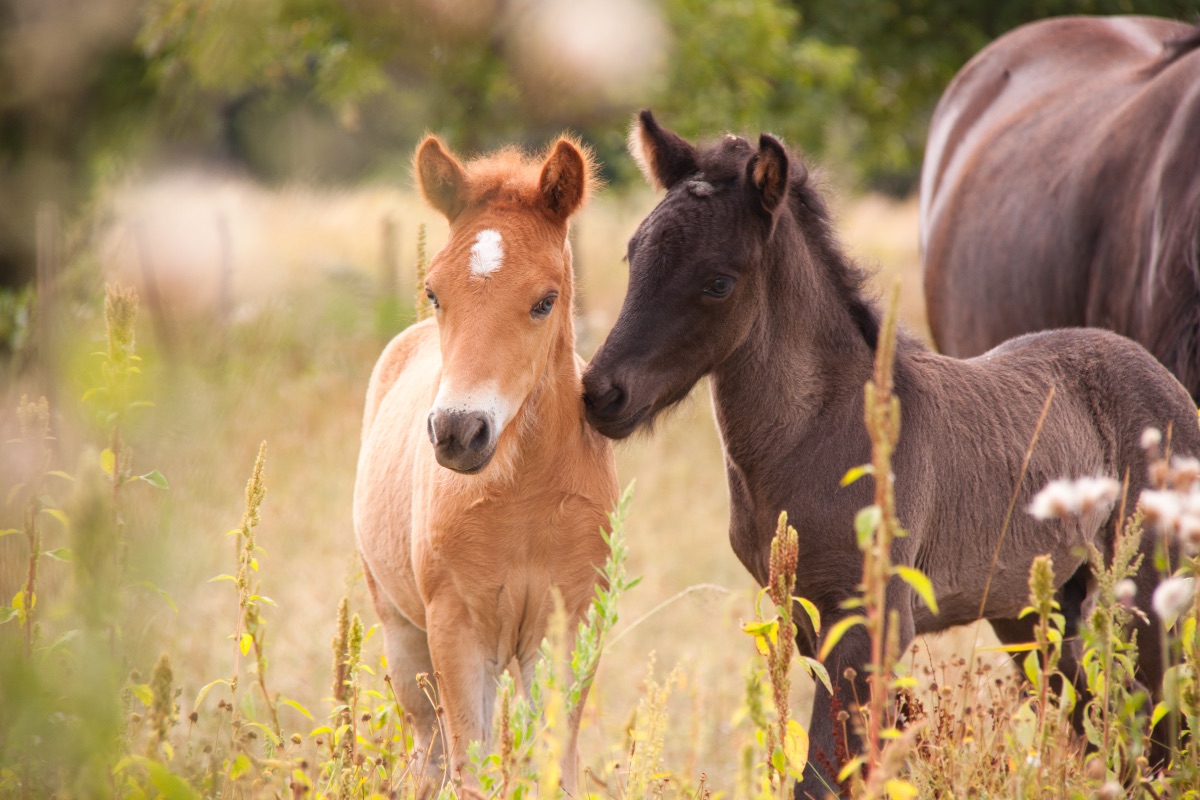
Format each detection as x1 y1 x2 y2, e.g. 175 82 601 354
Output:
469 229 504 277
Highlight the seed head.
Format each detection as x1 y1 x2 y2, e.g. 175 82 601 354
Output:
1141 427 1162 451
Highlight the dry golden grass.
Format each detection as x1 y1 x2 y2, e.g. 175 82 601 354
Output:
2 172 1008 794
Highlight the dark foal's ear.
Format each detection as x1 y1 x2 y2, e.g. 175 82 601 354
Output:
415 136 469 220
629 109 698 191
539 138 591 222
745 134 794 217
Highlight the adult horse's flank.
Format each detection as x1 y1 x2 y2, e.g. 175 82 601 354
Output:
921 16 1200 397
354 136 618 789
583 111 1199 798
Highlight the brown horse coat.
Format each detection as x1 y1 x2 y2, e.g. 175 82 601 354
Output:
354 137 617 790
583 111 1199 798
921 15 1200 396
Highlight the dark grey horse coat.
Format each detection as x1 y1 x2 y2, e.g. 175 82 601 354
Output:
921 15 1200 398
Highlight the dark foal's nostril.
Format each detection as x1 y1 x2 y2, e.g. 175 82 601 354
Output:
588 382 626 418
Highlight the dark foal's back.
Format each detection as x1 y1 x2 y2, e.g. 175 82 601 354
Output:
584 111 1199 797
920 15 1200 398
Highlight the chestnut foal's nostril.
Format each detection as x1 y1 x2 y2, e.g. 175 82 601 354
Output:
427 413 438 445
464 414 491 452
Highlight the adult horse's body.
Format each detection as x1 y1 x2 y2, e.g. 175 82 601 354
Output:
354 136 617 789
920 16 1200 397
583 112 1199 797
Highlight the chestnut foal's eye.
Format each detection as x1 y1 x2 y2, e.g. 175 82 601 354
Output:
703 276 735 299
531 293 558 319
425 288 439 309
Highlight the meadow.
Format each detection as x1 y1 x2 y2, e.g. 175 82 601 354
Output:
1 170 1197 799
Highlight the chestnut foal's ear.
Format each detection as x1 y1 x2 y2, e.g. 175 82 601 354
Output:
629 109 698 191
745 134 796 217
415 136 469 220
539 138 591 222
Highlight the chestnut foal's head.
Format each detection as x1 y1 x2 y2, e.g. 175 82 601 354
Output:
416 136 594 473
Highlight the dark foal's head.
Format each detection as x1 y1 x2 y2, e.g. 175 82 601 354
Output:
584 111 834 438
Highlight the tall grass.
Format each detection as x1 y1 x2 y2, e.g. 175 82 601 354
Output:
1 190 1198 798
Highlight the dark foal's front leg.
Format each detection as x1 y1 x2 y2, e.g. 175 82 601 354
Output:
796 583 915 800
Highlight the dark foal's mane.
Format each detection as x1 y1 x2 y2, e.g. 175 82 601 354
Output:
788 177 881 351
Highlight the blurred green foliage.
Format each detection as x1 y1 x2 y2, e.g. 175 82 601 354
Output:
2 0 1196 284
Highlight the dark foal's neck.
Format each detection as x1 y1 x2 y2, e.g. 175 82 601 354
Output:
709 206 879 482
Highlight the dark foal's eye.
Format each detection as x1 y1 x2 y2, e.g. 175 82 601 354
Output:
531 293 558 319
425 288 439 310
702 276 735 299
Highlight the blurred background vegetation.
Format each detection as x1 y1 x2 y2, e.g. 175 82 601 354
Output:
3 0 1197 287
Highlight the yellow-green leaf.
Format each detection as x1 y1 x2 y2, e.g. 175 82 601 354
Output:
228 754 252 780
893 565 939 614
885 779 919 800
42 547 72 562
837 756 866 782
784 719 809 777
840 463 873 487
280 697 313 720
38 508 69 530
100 448 115 477
978 642 1039 653
239 632 253 655
132 683 153 706
796 596 821 634
819 615 865 661
193 679 230 712
854 505 880 548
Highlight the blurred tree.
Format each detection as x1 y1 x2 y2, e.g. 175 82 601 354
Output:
795 0 1200 192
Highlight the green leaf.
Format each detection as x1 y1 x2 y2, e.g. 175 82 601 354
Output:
132 683 153 706
193 679 230 712
819 615 866 660
0 607 16 625
840 463 873 487
242 721 281 746
854 505 880 549
893 565 939 614
771 745 786 775
130 580 179 614
42 547 73 562
139 470 169 490
45 471 74 482
784 718 809 777
0 529 20 537
239 632 253 655
796 596 821 634
208 574 237 583
100 448 115 477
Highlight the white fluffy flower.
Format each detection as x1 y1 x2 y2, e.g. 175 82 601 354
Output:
1152 576 1195 623
1114 578 1138 605
1140 489 1183 532
1141 427 1163 450
1028 475 1120 520
1029 479 1080 520
1074 476 1121 515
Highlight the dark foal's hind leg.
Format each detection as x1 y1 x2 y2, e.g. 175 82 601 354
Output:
989 563 1093 733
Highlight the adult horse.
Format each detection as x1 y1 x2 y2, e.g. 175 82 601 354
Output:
354 136 618 790
920 16 1200 397
582 111 1198 797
